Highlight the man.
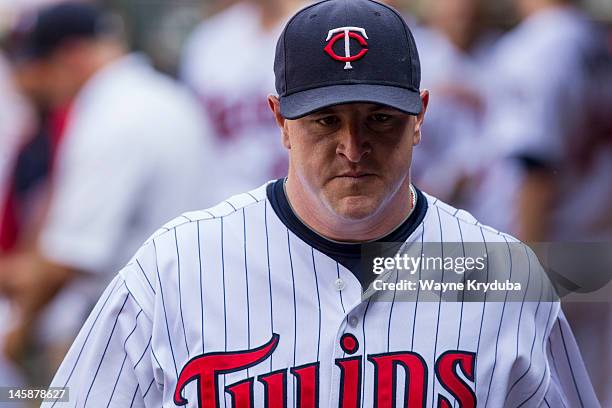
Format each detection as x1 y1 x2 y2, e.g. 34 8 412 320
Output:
180 0 304 203
469 0 611 241
0 49 33 408
0 2 213 378
0 50 35 250
45 1 599 406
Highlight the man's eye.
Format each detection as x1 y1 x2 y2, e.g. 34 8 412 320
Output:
370 113 391 123
316 116 340 126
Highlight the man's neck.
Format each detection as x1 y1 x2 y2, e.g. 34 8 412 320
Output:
80 43 125 89
284 176 414 243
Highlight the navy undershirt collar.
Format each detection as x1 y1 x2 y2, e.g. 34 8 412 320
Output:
266 178 428 288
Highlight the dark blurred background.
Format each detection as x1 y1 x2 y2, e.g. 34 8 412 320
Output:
57 0 612 75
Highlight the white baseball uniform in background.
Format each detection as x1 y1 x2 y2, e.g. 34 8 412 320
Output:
34 54 215 345
412 27 495 202
179 2 291 203
464 6 611 405
44 181 599 407
468 6 612 239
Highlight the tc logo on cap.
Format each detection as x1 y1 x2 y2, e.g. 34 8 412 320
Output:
324 27 369 70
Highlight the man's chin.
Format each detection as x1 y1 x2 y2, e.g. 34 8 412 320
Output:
330 195 381 221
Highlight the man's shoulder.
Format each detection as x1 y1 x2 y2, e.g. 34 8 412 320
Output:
118 182 271 305
150 182 271 239
423 194 552 301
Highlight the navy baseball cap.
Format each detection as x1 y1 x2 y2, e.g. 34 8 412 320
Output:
274 0 422 119
5 2 114 64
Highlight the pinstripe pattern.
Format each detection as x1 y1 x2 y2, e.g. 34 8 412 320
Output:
83 293 130 406
286 229 298 404
44 183 599 407
360 299 372 408
482 236 512 408
242 208 252 377
153 239 179 380
311 248 322 361
175 229 191 358
129 384 139 407
105 352 127 408
410 223 425 352
430 206 445 408
264 199 275 373
198 220 205 355
474 226 489 396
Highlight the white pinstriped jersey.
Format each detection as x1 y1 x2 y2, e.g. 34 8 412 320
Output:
44 181 599 407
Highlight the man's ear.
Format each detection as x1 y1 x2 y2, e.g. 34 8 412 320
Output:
268 95 291 149
413 90 429 145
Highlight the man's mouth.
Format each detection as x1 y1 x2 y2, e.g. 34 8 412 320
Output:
336 171 375 179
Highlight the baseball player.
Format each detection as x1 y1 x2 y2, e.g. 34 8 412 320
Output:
0 2 214 379
0 50 32 408
179 0 304 203
410 0 495 204
464 1 612 404
0 52 33 247
45 1 599 407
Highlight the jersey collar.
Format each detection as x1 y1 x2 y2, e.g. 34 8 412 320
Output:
266 178 428 288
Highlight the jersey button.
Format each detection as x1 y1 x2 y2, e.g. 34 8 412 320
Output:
335 278 345 291
348 316 359 328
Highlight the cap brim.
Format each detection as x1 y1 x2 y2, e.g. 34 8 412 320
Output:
279 84 422 120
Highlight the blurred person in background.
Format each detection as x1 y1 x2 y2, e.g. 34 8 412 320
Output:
410 0 496 203
179 0 305 203
0 53 35 252
471 0 612 242
0 1 213 384
0 49 33 405
1 25 76 389
1 0 64 396
469 0 612 404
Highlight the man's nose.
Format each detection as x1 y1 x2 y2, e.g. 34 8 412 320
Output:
336 123 371 163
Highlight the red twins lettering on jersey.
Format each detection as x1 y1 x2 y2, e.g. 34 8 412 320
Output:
324 27 369 70
174 333 477 407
